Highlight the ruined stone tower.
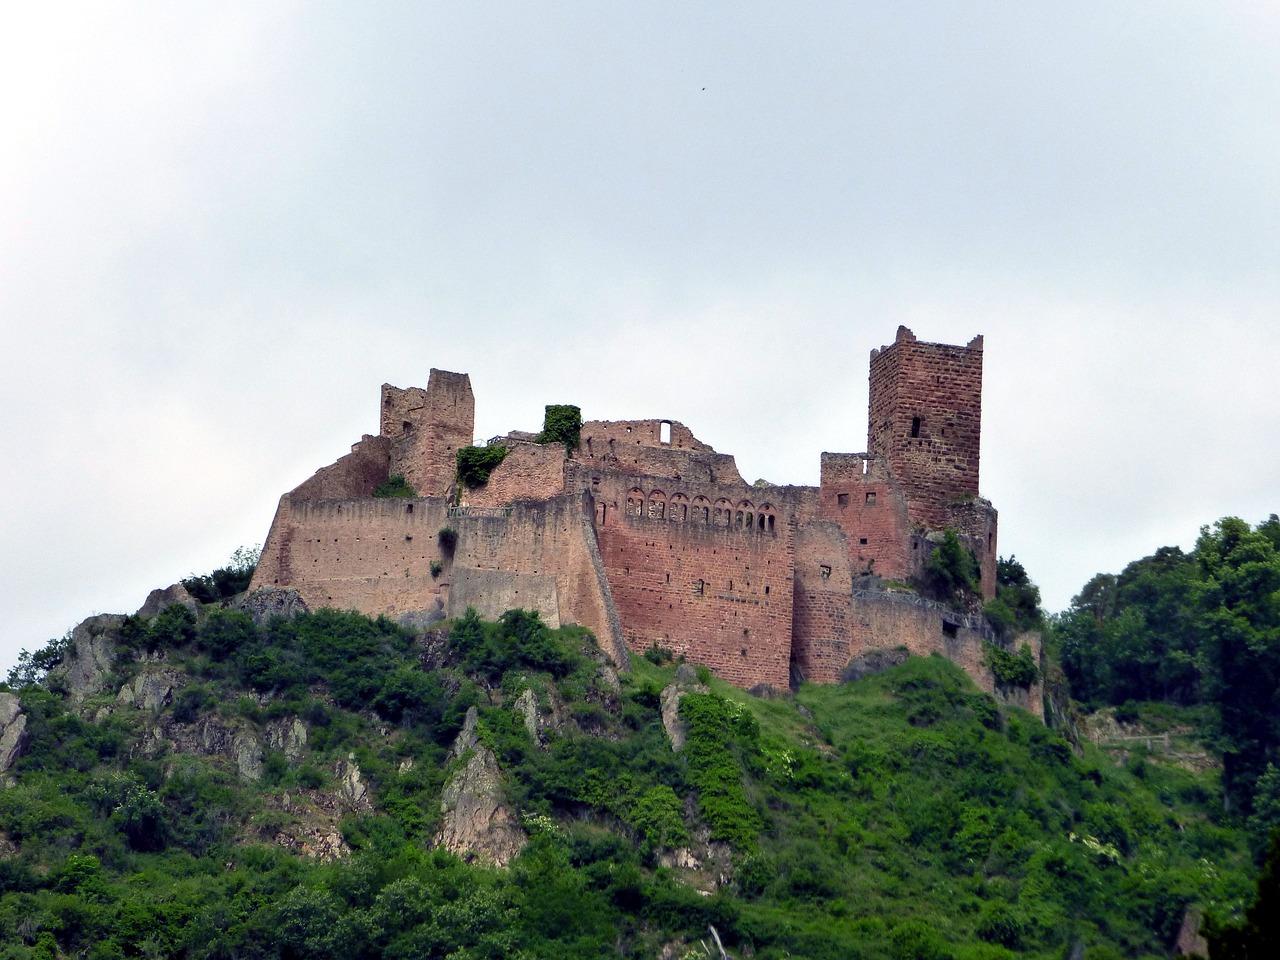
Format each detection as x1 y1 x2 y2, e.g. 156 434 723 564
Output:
867 326 984 530
381 369 475 497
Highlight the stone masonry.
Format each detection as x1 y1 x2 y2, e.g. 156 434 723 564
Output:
251 328 1027 706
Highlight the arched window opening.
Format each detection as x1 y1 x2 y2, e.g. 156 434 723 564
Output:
911 416 921 438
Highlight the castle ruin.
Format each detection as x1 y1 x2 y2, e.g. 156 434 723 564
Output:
252 326 1040 710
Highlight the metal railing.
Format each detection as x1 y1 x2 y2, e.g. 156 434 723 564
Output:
447 505 513 518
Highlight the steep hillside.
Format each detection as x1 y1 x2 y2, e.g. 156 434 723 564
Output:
0 592 1257 959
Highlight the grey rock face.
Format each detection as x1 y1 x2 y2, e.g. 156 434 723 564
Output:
660 664 709 752
840 647 910 684
0 693 27 777
335 756 372 810
234 731 264 782
265 717 308 762
397 600 446 633
137 584 199 619
118 669 184 711
434 707 526 866
236 587 309 625
58 614 125 703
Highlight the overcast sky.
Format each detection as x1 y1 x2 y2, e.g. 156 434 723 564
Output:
3 2 1278 673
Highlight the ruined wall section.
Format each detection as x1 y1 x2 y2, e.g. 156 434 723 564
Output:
248 492 628 667
573 420 743 484
816 453 914 583
927 498 999 600
382 370 475 497
464 441 567 508
791 521 854 685
867 326 984 529
847 592 1042 714
286 435 391 502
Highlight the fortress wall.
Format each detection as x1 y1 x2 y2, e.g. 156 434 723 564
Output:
848 593 1043 714
595 500 795 689
248 493 628 666
816 452 915 582
465 442 566 507
250 496 453 615
288 435 391 501
452 495 628 666
791 521 855 685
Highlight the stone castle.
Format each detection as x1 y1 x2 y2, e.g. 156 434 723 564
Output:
251 326 1040 710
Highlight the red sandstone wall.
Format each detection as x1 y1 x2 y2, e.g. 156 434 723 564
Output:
465 441 566 507
792 521 854 684
249 492 629 667
574 420 743 483
846 592 1042 714
867 326 984 528
287 435 391 501
815 453 914 583
383 370 475 497
595 488 795 689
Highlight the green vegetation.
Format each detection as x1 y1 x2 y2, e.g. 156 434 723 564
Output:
985 642 1039 689
923 528 980 605
456 444 509 488
985 556 1044 638
536 404 581 453
180 545 260 604
0 594 1258 958
373 474 416 498
1052 515 1280 812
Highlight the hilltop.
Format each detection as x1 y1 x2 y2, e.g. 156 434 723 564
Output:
0 573 1256 959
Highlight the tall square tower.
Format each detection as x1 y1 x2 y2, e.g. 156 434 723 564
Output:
867 326 984 528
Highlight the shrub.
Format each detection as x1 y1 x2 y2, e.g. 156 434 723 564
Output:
438 527 458 553
199 608 259 661
537 404 582 452
373 474 416 498
985 642 1039 688
456 445 508 488
182 545 259 602
924 528 980 603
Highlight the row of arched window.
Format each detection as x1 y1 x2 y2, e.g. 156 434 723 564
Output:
622 489 777 533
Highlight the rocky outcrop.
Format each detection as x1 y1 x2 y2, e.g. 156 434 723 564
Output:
513 686 571 744
840 647 910 683
57 614 125 703
237 587 309 625
1174 906 1207 958
335 755 371 810
397 600 446 633
137 584 199 619
0 693 27 779
142 714 264 781
434 707 526 866
266 717 308 762
660 664 709 752
118 668 185 711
